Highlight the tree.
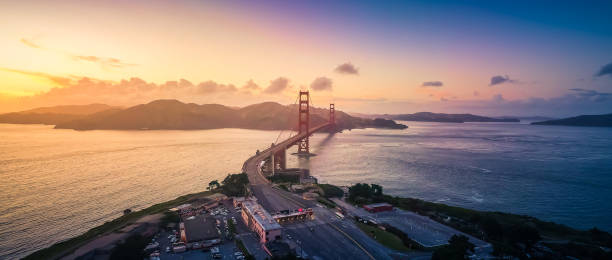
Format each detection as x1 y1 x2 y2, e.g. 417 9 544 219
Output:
432 235 475 260
208 180 220 191
221 173 249 196
371 184 383 196
348 183 385 202
110 234 149 260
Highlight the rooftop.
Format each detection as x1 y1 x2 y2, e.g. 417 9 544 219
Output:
182 215 219 242
364 202 393 208
242 200 282 231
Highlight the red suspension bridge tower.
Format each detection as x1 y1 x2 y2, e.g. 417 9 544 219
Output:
329 103 335 129
297 91 310 154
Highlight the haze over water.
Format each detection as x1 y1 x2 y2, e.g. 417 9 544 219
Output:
1 122 612 259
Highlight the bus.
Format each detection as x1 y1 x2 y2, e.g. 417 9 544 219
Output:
335 212 344 219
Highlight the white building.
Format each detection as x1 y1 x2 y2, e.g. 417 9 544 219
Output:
241 200 282 243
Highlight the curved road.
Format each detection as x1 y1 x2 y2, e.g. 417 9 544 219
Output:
241 124 394 260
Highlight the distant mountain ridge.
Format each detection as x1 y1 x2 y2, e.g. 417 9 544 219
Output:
0 100 406 131
386 112 520 123
0 104 119 125
532 113 612 127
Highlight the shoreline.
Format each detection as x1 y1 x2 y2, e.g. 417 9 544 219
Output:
23 183 612 260
22 191 215 260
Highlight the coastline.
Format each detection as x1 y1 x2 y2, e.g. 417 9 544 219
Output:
24 184 612 260
22 191 215 260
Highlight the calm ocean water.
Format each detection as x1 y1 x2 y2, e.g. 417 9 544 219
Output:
1 122 611 259
0 124 278 259
306 121 612 233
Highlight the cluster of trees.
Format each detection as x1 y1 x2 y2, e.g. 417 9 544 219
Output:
268 174 299 184
109 234 150 260
318 184 344 198
207 173 250 197
347 183 383 203
432 235 475 260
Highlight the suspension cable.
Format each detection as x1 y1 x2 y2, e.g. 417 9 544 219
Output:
274 93 299 144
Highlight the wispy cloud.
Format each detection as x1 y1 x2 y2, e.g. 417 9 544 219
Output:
20 38 43 49
335 96 387 102
569 88 612 101
595 62 612 77
310 77 333 91
421 81 443 87
492 94 505 102
0 67 73 86
72 55 136 69
20 37 136 69
334 62 359 75
489 75 517 86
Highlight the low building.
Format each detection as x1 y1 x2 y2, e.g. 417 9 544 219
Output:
363 203 393 213
241 200 282 243
233 197 246 208
180 215 220 243
272 208 314 223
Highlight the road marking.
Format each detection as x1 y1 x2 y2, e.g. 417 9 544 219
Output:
328 223 376 260
272 187 306 208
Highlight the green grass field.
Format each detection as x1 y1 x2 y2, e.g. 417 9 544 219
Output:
356 222 411 252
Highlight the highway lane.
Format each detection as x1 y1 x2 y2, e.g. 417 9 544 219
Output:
241 124 398 260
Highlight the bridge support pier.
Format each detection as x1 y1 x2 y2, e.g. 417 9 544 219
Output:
268 148 287 175
275 149 286 170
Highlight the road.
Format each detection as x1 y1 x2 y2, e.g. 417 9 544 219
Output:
241 125 396 260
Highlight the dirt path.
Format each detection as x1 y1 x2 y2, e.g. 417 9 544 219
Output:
60 213 163 260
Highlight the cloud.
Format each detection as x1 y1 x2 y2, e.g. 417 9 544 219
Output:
335 96 387 102
595 62 612 77
0 68 282 113
440 97 449 102
310 77 333 91
196 81 237 94
20 37 136 69
334 62 359 75
489 75 517 86
0 67 73 86
492 94 505 102
263 77 290 94
473 91 480 96
421 81 443 87
20 38 42 49
242 80 260 90
72 55 136 69
568 88 612 101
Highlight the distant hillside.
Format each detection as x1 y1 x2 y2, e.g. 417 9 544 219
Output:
387 112 519 123
532 113 612 127
51 99 406 131
0 104 118 125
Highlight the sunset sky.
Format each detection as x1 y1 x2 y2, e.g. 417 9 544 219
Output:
1 0 611 116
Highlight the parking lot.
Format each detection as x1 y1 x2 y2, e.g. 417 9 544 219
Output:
146 199 267 260
332 198 493 258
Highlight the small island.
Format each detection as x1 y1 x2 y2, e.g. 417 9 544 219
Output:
386 112 519 123
532 113 612 127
